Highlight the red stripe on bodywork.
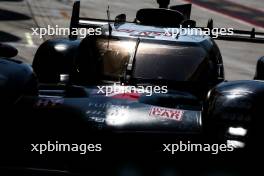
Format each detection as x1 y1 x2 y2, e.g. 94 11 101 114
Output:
111 93 140 101
183 0 264 28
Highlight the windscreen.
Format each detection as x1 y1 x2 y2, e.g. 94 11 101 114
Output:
96 38 137 80
133 41 212 82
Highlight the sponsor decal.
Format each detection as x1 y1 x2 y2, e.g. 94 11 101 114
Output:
87 102 129 109
86 103 129 118
35 98 64 107
115 28 171 38
149 107 184 121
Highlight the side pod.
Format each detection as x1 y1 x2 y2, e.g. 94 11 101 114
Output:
204 80 264 149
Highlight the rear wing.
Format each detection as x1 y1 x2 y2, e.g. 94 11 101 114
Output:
70 1 264 43
218 29 264 43
205 19 264 43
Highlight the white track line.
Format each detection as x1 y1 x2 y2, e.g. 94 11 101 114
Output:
225 0 264 13
25 32 36 47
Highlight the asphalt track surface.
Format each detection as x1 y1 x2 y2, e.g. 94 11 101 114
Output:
0 0 263 80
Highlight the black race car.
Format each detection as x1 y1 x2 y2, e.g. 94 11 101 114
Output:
0 0 264 156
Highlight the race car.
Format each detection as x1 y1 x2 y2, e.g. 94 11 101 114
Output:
0 0 264 153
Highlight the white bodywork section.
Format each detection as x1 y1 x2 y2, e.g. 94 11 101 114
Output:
104 23 211 43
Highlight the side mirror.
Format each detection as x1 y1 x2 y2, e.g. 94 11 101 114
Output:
254 56 264 80
115 14 126 24
0 43 18 58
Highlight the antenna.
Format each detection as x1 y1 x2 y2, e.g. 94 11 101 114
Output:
107 1 112 36
106 1 112 49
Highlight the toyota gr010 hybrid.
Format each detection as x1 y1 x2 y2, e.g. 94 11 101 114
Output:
0 0 264 155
